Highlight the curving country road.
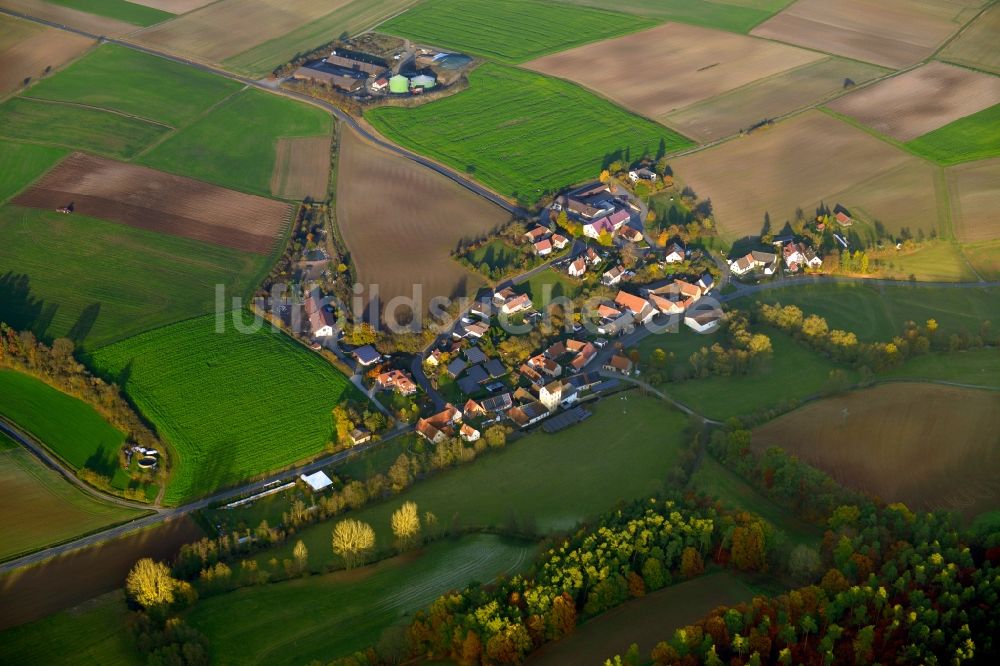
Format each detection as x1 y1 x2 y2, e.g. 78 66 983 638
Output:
0 7 529 220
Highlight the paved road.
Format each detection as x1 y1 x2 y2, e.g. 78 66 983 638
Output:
0 424 412 575
0 7 529 221
0 418 155 511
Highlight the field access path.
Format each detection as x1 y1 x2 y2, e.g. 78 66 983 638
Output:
0 6 529 221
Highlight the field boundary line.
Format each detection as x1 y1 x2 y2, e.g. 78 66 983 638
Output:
129 83 245 159
18 95 174 128
929 0 997 61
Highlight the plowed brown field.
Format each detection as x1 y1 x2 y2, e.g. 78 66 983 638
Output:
0 14 94 97
751 0 980 69
336 128 508 323
827 62 1000 141
271 135 331 201
526 22 821 122
753 383 1000 517
13 153 290 254
940 2 1000 74
947 158 1000 243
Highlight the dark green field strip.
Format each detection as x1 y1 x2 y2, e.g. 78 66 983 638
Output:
0 140 66 203
47 0 173 26
906 103 1000 165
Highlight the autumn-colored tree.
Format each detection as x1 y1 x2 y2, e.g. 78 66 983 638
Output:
332 405 354 445
388 453 412 493
460 630 482 665
680 546 704 578
547 592 577 640
626 571 646 598
332 518 375 569
126 558 178 608
484 424 507 449
731 522 766 571
391 501 421 550
293 540 309 574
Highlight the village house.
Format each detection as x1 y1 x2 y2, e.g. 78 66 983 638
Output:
585 247 601 266
561 196 603 220
569 342 597 371
567 257 586 277
371 77 388 92
628 167 658 183
551 233 569 250
481 392 513 415
617 226 644 243
527 353 562 378
424 349 443 367
539 380 563 412
835 211 853 227
697 273 714 293
663 241 686 264
465 346 487 365
533 238 553 256
416 404 462 443
604 354 634 376
446 356 468 378
376 369 417 396
463 398 485 419
349 428 371 445
783 242 822 271
508 401 550 428
500 293 532 315
614 290 656 324
352 345 381 367
685 307 725 333
602 265 625 286
519 362 544 386
583 209 630 239
305 292 336 338
460 423 481 442
524 226 550 243
457 320 489 339
730 250 778 276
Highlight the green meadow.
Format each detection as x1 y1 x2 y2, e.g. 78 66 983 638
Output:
0 141 66 203
47 0 172 26
367 64 691 202
554 0 791 33
906 103 1000 165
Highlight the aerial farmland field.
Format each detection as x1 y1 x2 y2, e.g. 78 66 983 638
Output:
379 0 656 64
0 0 139 37
906 103 1000 165
366 63 691 202
336 127 505 316
222 0 420 77
961 240 1000 280
939 2 1000 75
270 136 332 201
946 158 1000 242
0 13 93 97
0 432 145 562
753 383 1000 517
23 44 242 127
552 0 794 33
526 22 823 123
90 314 358 504
751 0 979 68
44 0 172 26
139 88 332 197
14 153 292 254
663 57 890 142
826 62 1000 142
0 206 270 348
671 111 914 241
132 0 355 63
0 140 65 202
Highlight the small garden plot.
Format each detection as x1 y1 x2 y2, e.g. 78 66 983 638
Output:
907 104 1000 166
753 383 1000 517
0 14 94 97
526 22 822 123
90 314 358 504
826 62 1000 142
379 0 655 64
939 2 1000 75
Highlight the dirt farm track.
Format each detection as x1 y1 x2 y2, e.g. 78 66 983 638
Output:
13 153 292 254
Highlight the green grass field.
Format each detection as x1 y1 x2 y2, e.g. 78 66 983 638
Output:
0 141 66 203
906 103 1000 165
553 0 791 33
690 457 820 546
0 591 139 666
223 0 419 77
140 88 332 196
90 314 358 504
0 433 145 562
0 206 270 349
521 267 583 308
876 242 978 282
882 349 1000 389
380 0 655 63
661 328 853 421
25 45 242 127
231 396 688 569
0 369 127 482
186 534 534 665
737 283 1000 342
47 0 172 26
0 97 169 159
961 240 1000 281
465 239 520 271
367 64 691 202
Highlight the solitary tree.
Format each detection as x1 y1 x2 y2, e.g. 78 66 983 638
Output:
126 558 178 608
293 540 309 574
391 501 421 550
332 518 375 569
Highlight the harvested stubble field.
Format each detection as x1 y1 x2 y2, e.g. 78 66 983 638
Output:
379 0 655 64
24 44 242 127
940 2 1000 75
133 0 354 63
0 14 93 97
14 153 291 254
0 97 170 159
0 432 145 563
946 159 1000 243
671 111 913 241
0 206 270 349
129 0 216 12
0 140 65 203
0 0 138 37
139 88 332 197
526 22 822 122
751 0 980 69
90 314 358 505
45 0 171 25
664 57 890 143
906 103 1000 165
552 0 793 34
366 63 691 202
186 535 534 665
223 0 419 77
271 136 331 201
753 383 1000 517
826 62 1000 142
336 128 505 316
961 240 1000 280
